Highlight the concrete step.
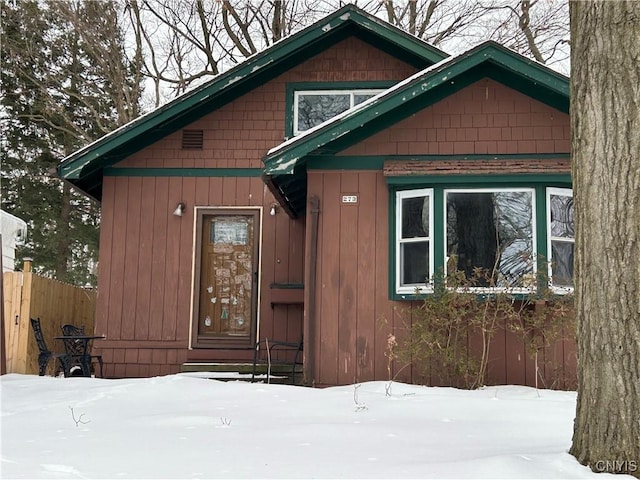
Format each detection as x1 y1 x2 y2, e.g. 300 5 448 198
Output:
180 362 303 385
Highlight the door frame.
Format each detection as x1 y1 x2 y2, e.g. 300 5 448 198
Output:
189 206 262 349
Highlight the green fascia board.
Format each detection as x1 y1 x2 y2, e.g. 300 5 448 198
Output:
263 41 569 177
57 5 446 200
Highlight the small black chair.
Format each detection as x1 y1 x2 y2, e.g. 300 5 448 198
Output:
60 324 104 377
30 318 71 377
251 337 303 385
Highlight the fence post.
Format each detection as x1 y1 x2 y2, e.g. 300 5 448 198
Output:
14 260 33 374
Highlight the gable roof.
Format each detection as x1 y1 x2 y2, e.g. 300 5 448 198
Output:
56 5 447 201
262 41 569 216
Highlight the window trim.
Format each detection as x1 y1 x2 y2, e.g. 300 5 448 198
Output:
285 82 394 139
293 89 384 136
443 187 538 294
390 180 575 299
546 187 574 293
395 188 434 295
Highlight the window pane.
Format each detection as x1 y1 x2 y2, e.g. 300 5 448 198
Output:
354 93 376 105
401 241 430 285
551 241 574 287
402 196 429 238
446 191 534 287
550 194 574 238
297 94 350 132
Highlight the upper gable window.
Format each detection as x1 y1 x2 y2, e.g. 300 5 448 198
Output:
293 89 383 136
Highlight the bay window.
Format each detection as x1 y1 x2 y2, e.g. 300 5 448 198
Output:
393 185 574 297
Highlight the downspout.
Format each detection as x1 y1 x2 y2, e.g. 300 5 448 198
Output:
304 195 320 386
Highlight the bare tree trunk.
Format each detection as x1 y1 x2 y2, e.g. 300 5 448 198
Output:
569 1 640 477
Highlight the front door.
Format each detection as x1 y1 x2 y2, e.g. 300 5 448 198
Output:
192 209 260 349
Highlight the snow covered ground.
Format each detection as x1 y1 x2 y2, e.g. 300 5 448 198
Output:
0 373 628 479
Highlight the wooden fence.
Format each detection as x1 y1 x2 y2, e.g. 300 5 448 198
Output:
2 261 96 375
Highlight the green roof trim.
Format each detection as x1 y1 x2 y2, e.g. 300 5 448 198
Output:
263 41 569 178
57 5 447 201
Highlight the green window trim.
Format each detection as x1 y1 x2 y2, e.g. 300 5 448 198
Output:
546 187 574 293
389 179 573 301
285 81 396 139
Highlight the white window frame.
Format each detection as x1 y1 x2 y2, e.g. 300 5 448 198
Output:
443 187 538 294
293 89 383 136
396 188 434 295
546 187 574 293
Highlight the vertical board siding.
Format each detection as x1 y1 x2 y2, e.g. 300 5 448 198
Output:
337 172 358 385
162 178 182 341
355 172 377 382
95 35 575 386
318 172 341 386
373 173 393 383
97 36 412 376
176 176 197 342
95 178 115 339
122 176 142 341
135 177 155 341
309 169 575 389
149 178 169 341
98 174 305 374
108 177 128 341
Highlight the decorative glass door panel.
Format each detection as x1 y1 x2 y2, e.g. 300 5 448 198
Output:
194 210 259 348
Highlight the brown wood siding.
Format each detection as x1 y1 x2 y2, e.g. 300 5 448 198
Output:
97 175 305 375
95 36 417 377
117 37 417 170
308 171 576 389
307 170 401 385
307 76 574 387
340 79 570 157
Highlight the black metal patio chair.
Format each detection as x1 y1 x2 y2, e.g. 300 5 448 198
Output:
30 317 71 377
251 337 303 385
60 324 104 377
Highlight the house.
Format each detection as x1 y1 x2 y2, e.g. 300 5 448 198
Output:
58 5 574 387
1 210 27 272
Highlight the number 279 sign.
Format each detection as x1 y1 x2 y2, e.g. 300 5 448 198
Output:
341 194 358 204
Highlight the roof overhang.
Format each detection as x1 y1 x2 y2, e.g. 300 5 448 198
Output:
57 5 447 201
262 41 569 216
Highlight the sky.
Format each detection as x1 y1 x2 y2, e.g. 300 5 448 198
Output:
0 373 631 480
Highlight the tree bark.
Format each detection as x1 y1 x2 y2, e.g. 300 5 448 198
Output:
569 1 640 477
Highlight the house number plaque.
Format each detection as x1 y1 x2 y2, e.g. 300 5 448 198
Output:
341 194 358 204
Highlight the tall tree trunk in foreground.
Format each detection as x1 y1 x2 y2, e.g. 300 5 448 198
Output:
569 1 640 477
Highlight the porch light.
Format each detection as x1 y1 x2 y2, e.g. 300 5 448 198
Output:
269 204 279 216
173 202 186 217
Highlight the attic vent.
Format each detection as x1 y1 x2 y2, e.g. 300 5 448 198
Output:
182 129 204 149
